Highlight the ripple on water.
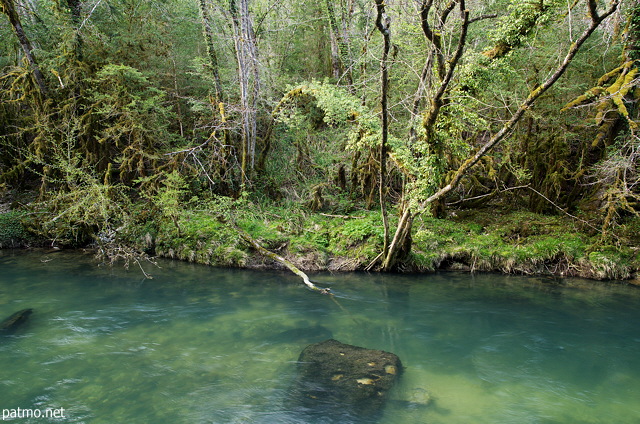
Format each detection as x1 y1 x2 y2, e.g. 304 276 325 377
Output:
0 253 639 424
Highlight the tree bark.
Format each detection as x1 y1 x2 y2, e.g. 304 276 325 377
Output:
235 225 331 294
373 0 391 258
1 0 48 96
230 0 260 187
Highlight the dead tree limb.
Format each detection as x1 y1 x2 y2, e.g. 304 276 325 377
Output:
234 225 332 294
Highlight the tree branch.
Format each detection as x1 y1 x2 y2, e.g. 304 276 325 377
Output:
423 1 469 130
234 224 332 294
469 13 497 24
422 0 620 208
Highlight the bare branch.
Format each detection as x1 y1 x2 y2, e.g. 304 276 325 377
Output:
469 13 497 24
423 0 621 207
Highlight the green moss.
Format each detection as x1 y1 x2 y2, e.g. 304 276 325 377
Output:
407 211 618 277
587 247 632 280
44 189 635 280
0 211 32 248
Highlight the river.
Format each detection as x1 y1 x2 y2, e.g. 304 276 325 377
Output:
1 250 639 423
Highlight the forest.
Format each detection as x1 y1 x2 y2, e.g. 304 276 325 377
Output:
1 0 639 283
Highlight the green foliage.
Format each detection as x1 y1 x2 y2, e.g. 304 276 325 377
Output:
88 64 175 183
31 178 132 247
336 214 383 244
486 0 563 59
0 0 637 281
0 210 31 247
276 81 382 151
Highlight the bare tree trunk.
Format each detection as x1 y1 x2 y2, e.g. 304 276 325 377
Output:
1 0 48 96
230 0 260 187
373 0 391 258
198 0 224 102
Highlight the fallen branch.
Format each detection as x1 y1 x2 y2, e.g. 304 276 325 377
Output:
320 213 365 219
446 184 530 206
527 186 600 232
234 225 332 294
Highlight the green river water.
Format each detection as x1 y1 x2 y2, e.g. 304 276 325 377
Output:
0 250 639 423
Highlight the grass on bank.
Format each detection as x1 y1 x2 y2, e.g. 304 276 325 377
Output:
128 200 638 280
1 197 639 281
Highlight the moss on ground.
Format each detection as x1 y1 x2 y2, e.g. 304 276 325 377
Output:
123 201 639 281
410 211 638 280
2 194 638 281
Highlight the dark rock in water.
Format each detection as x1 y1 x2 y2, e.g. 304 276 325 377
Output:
269 325 332 344
0 309 33 333
289 339 402 422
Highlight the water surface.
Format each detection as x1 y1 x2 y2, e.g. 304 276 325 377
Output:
1 250 639 423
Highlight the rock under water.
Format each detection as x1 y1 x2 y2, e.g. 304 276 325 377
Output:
289 339 402 422
0 308 33 334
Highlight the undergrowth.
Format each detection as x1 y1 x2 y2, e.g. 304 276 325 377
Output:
2 191 638 281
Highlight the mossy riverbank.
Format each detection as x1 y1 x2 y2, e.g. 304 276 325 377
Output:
2 199 638 284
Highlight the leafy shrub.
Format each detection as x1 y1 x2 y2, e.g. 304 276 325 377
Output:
0 211 30 247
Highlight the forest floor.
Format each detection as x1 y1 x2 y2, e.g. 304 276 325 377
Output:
1 192 639 285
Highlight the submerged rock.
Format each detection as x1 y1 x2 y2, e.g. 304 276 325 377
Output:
0 308 33 333
289 339 402 422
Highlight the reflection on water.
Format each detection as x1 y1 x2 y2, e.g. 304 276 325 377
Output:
1 250 639 423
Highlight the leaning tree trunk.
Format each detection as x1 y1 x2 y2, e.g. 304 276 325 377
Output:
1 0 48 96
380 0 621 271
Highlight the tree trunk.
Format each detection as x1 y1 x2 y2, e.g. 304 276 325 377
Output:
198 0 224 102
325 0 353 88
235 224 331 294
373 0 391 258
1 0 48 96
230 0 260 187
381 203 413 271
380 0 621 272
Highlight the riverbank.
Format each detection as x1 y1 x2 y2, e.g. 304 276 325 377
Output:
2 197 638 284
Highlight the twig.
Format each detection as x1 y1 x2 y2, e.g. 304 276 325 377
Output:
319 213 365 219
526 186 601 232
446 184 530 206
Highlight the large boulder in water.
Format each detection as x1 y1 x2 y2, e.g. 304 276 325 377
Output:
290 339 402 421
